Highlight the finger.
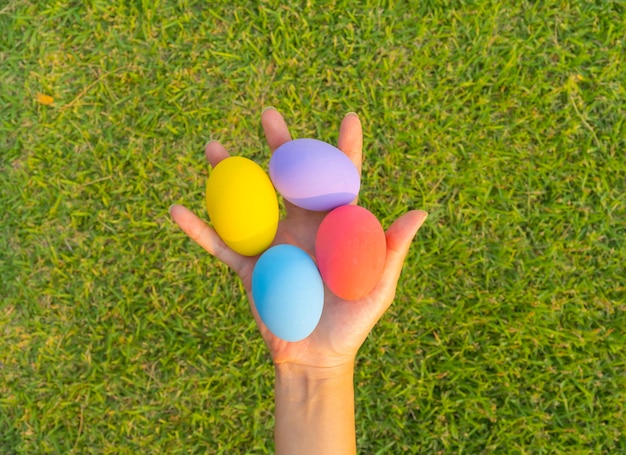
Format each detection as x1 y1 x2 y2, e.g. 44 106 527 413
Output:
371 210 428 309
261 107 292 152
337 112 363 175
169 204 248 276
205 141 230 168
261 107 311 217
385 210 428 257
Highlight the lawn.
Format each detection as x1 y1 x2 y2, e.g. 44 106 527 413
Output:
1 0 625 453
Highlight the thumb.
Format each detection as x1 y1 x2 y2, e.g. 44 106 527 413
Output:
370 210 428 309
386 210 428 260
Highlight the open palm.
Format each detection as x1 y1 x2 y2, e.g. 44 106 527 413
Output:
170 108 427 370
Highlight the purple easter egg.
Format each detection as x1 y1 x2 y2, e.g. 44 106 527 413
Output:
269 139 360 211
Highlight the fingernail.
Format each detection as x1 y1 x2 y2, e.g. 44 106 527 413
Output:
345 111 359 118
262 106 276 114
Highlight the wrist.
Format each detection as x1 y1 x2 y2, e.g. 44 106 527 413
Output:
274 362 355 408
274 362 357 454
274 361 355 382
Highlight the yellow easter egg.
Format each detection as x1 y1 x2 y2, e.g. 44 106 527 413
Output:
206 156 279 256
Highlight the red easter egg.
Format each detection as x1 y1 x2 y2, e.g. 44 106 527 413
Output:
315 205 386 300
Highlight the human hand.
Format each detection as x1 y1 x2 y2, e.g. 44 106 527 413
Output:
170 108 427 371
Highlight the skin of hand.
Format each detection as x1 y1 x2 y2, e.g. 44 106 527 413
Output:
170 108 427 454
170 107 427 369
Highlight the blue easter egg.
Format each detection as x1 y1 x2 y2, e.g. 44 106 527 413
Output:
251 244 324 342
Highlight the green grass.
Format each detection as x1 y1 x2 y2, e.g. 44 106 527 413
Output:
1 0 625 453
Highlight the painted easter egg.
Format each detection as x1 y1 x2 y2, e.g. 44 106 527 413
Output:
252 244 324 342
269 138 360 211
315 205 386 300
206 156 279 256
